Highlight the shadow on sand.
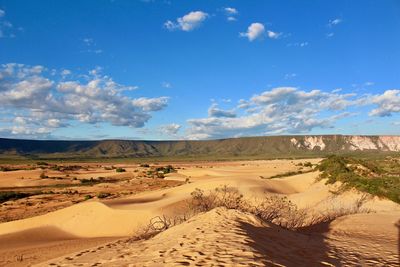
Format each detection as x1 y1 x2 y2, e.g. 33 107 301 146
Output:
397 219 400 265
239 220 342 267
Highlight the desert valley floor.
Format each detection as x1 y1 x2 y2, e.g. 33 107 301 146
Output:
0 159 398 266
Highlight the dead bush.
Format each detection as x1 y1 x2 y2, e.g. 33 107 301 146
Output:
132 212 193 241
307 195 371 226
189 188 219 212
132 186 372 240
188 185 244 212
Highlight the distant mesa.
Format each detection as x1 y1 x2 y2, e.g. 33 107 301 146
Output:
0 135 399 159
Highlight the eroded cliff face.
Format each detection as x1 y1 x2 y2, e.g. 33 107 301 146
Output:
291 136 400 152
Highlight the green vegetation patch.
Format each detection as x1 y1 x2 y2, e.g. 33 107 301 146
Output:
145 165 177 179
97 192 111 199
115 167 126 172
316 155 400 203
79 177 116 185
0 191 37 203
267 170 312 179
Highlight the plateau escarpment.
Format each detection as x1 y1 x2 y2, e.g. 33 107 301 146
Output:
0 135 399 159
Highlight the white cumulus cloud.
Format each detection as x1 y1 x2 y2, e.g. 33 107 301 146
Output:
0 63 169 138
224 7 238 15
369 90 400 117
164 11 209 32
159 123 181 136
240 22 265 41
208 103 236 118
186 87 361 139
223 7 238 21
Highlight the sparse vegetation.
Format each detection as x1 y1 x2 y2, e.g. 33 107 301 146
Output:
317 155 400 203
144 165 177 179
79 177 113 185
97 192 111 199
303 161 313 168
0 166 13 172
0 191 35 203
116 167 126 173
50 165 61 171
266 169 312 179
133 185 369 240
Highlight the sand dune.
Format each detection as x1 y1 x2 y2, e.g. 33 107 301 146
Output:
0 201 153 238
0 161 396 238
0 159 399 266
39 207 399 267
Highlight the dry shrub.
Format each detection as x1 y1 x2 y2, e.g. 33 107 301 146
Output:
132 186 371 240
188 186 371 230
307 194 371 225
132 212 193 241
189 185 244 212
188 186 308 229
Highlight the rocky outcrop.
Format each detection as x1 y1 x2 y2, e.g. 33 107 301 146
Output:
290 135 400 152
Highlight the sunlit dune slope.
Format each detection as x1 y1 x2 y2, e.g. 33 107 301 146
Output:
39 207 399 267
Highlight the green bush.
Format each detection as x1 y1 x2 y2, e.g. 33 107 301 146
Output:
317 155 400 203
303 161 313 168
156 172 165 179
268 170 309 179
97 192 111 199
116 167 126 173
50 165 61 171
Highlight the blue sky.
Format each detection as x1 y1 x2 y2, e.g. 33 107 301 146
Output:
0 0 399 140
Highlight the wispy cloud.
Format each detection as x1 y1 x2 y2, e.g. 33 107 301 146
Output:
0 8 20 38
224 7 238 15
326 18 342 38
287 42 308 47
161 81 172 88
82 37 103 54
326 32 334 38
284 73 297 79
328 18 342 27
364 81 374 86
223 7 238 21
267 30 281 39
